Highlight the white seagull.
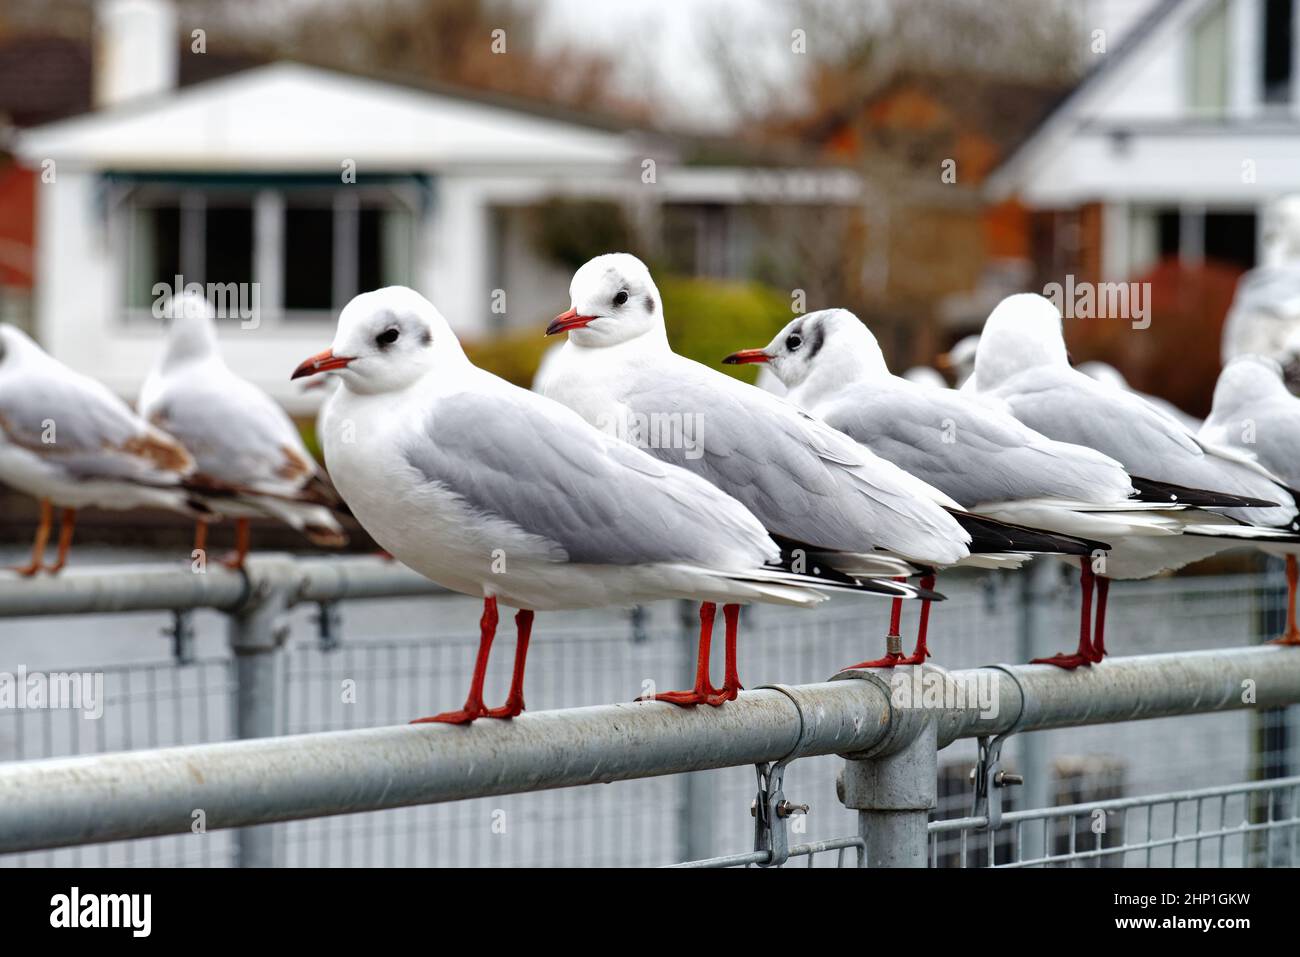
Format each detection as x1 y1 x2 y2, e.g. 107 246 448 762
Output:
1222 194 1300 367
0 323 204 575
543 254 1096 670
292 286 933 723
721 308 1179 668
1200 355 1300 646
140 293 346 568
969 293 1300 662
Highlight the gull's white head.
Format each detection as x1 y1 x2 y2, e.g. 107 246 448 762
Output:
0 323 46 371
940 334 981 384
159 291 219 366
1262 194 1300 265
294 286 459 395
973 293 1069 388
1210 354 1290 418
548 253 665 348
722 309 888 405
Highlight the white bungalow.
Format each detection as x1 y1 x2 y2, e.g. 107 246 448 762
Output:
12 0 860 409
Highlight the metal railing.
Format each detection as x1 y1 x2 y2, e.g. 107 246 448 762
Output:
1 556 1298 867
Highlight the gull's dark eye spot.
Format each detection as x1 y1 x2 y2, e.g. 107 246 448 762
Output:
613 290 629 307
786 334 803 351
376 327 400 347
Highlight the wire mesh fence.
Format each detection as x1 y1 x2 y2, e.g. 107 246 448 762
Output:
1 559 1297 867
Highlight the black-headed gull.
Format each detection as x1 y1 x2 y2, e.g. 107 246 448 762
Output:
1201 355 1300 646
292 286 934 723
969 293 1300 664
722 308 1161 667
1222 195 1300 367
0 323 205 575
141 293 346 568
543 254 1095 670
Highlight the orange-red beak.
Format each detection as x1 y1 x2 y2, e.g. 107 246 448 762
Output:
291 348 354 380
721 348 772 365
546 307 596 336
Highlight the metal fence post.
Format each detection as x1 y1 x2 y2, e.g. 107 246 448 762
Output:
676 599 713 862
1016 561 1052 846
838 670 938 867
227 575 291 867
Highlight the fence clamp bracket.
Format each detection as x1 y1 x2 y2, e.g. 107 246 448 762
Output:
163 609 196 666
750 684 812 867
971 667 1027 831
316 601 342 652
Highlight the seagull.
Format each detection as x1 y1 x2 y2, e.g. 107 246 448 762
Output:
140 293 346 569
968 293 1300 663
1200 355 1300 646
720 308 1179 668
937 334 981 387
1222 194 1300 367
0 324 205 575
292 286 935 723
543 254 1097 670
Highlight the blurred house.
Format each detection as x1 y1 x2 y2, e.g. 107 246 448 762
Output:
3 0 861 409
988 0 1300 317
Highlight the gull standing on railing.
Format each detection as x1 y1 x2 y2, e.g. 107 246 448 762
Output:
1200 354 1300 646
719 308 1199 668
292 286 936 723
967 293 1300 663
0 323 207 575
543 254 1097 671
140 292 347 569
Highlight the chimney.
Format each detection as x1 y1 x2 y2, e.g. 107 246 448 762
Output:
94 0 179 108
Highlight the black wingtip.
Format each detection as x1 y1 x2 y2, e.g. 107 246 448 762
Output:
948 509 1109 556
1129 475 1280 509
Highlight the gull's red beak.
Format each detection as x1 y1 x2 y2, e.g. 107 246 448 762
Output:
721 348 772 365
291 349 354 380
546 307 596 336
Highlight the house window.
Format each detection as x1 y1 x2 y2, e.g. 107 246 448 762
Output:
1263 0 1295 104
115 175 423 322
1188 0 1228 115
1129 206 1256 274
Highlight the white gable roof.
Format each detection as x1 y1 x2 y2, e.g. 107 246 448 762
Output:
984 0 1300 205
15 62 643 170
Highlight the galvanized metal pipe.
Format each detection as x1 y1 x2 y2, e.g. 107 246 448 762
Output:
0 646 1295 854
0 555 441 618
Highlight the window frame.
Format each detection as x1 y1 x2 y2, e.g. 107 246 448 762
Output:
108 173 428 328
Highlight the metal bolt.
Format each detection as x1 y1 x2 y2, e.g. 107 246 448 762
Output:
994 771 1023 787
776 800 809 818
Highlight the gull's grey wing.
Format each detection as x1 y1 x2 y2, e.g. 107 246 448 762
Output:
613 357 969 564
814 379 1133 507
0 369 191 483
402 385 775 568
1202 397 1300 490
992 366 1294 525
144 370 319 496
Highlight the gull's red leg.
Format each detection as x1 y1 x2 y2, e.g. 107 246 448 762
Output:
1033 558 1095 669
706 603 744 705
1090 575 1110 660
485 609 534 718
641 602 720 706
43 509 77 575
1271 554 1300 646
413 596 499 724
842 579 908 669
895 574 937 665
220 518 251 570
9 499 52 576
